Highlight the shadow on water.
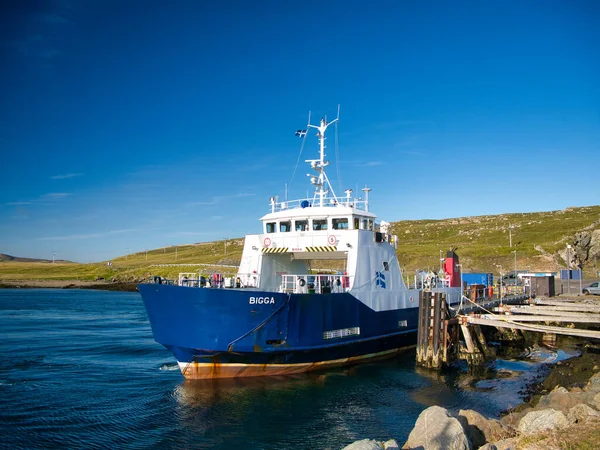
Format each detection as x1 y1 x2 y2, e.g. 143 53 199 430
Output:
0 290 585 450
161 344 579 449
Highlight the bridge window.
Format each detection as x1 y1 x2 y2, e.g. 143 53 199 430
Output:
353 218 359 229
313 219 328 231
266 222 276 233
332 218 348 230
295 219 308 231
280 221 291 232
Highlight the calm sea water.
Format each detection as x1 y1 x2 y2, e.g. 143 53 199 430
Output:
0 289 576 449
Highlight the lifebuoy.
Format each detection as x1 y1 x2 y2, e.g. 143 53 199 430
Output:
327 235 337 245
298 278 306 287
264 237 271 247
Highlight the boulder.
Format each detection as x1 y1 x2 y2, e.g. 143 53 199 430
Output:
500 405 532 429
567 403 600 424
342 439 384 450
457 409 506 448
551 385 568 393
517 409 569 435
490 438 517 450
382 440 400 449
534 391 593 414
585 371 600 393
403 406 471 450
594 392 600 410
478 445 498 450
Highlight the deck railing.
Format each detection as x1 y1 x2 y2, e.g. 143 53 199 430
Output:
280 274 352 294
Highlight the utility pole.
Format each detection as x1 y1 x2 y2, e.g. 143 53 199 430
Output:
497 265 503 305
126 248 129 260
145 249 148 261
566 244 571 295
513 249 517 286
52 250 55 264
175 246 178 260
509 224 513 247
224 238 228 256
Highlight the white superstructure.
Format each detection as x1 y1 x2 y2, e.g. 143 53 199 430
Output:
235 114 461 308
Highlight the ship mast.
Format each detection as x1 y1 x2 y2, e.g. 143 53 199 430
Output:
306 115 338 206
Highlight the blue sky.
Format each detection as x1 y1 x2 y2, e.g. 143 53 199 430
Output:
1 1 599 263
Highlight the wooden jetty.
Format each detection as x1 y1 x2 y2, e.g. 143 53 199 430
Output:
416 293 600 370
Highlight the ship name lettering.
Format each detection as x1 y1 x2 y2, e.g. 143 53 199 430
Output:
249 297 275 305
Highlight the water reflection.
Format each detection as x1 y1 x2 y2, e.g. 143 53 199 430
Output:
164 339 582 449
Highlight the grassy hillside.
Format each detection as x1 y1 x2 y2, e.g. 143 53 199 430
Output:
390 205 600 276
0 206 598 284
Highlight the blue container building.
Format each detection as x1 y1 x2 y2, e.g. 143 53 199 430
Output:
462 273 494 287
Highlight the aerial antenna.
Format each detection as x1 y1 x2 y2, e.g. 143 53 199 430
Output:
288 111 311 192
362 186 372 212
335 104 342 196
305 111 340 206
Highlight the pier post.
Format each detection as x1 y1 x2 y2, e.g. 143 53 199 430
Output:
416 292 455 369
458 319 486 366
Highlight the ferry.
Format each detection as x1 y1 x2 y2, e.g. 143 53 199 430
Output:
138 112 463 379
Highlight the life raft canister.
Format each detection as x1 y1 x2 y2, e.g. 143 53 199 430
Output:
342 272 349 288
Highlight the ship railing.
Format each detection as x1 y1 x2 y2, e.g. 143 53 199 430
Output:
235 272 261 288
178 273 205 287
280 274 352 294
270 197 369 213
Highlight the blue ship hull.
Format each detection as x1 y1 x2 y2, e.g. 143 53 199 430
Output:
139 284 419 378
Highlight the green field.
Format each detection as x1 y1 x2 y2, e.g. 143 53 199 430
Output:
1 206 598 283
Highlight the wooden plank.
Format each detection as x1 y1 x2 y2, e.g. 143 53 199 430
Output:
460 324 477 353
433 293 442 357
465 316 600 339
485 314 600 323
509 307 600 318
416 290 427 363
527 304 600 313
534 300 600 312
535 299 595 306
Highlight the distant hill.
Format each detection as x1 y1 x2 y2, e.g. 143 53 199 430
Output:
389 205 600 275
0 254 70 263
112 205 599 277
1 206 597 284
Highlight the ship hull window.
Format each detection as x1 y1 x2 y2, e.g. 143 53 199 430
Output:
332 218 348 230
295 220 308 231
313 219 328 231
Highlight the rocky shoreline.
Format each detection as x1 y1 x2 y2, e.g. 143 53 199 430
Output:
344 347 600 450
0 279 139 292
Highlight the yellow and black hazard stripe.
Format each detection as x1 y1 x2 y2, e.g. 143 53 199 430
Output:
305 246 338 252
262 247 289 254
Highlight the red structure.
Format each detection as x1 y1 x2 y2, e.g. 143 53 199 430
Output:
443 251 461 287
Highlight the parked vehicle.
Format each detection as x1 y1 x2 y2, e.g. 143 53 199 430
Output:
582 282 600 295
500 270 527 286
